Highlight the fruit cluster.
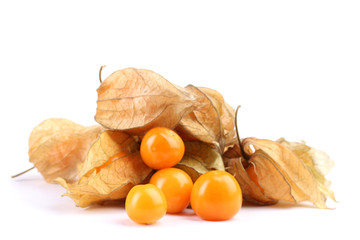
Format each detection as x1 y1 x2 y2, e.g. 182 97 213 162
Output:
125 127 243 224
23 67 335 224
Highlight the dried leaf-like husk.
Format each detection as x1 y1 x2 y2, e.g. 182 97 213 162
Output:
277 138 335 188
56 130 152 207
248 150 309 202
28 118 102 183
175 141 224 182
199 87 237 150
28 118 84 156
176 86 236 153
78 130 139 178
177 85 223 152
243 137 335 208
223 144 278 205
95 68 202 135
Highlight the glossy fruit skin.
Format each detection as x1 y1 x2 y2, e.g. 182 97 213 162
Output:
140 127 185 169
190 170 242 221
125 184 167 224
150 168 193 213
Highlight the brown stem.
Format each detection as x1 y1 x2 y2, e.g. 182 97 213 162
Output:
235 105 250 161
11 166 35 178
99 65 106 83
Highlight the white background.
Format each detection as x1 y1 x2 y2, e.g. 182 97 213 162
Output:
1 0 359 239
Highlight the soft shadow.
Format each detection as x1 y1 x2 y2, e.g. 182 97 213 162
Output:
268 201 316 209
242 200 316 209
184 213 204 222
117 217 140 227
116 217 164 227
11 176 80 214
85 200 125 209
169 208 196 217
82 200 126 214
11 175 43 182
241 201 267 207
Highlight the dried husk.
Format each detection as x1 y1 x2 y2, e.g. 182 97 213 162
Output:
247 150 309 202
26 67 337 211
78 130 139 178
223 144 278 205
95 68 202 135
56 130 152 207
277 138 335 188
28 118 102 183
176 86 236 153
28 118 84 156
175 141 224 182
176 85 224 152
242 137 335 208
199 87 237 150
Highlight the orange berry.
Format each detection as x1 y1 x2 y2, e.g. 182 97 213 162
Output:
150 168 193 213
190 170 242 221
140 127 185 169
125 184 167 224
